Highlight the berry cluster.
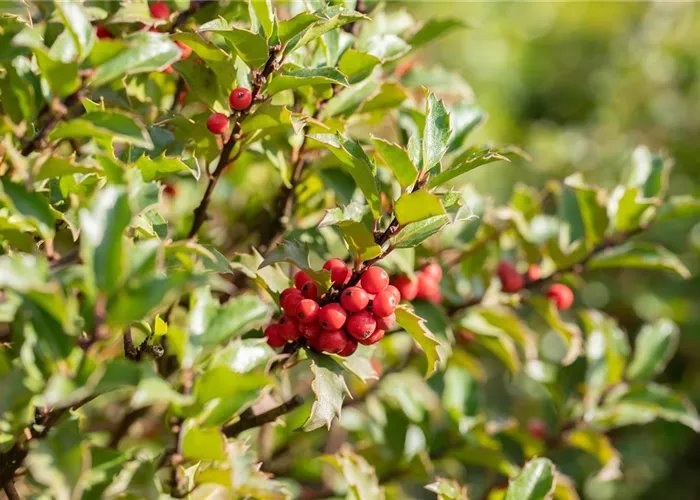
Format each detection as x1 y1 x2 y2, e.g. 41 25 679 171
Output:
206 88 253 135
497 260 574 310
264 260 400 357
391 262 443 304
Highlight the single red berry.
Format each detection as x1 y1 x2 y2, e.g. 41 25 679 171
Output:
392 275 418 301
416 272 440 301
528 264 542 281
371 290 398 317
323 258 350 286
301 280 318 299
458 329 476 344
283 293 303 317
385 285 401 303
497 261 524 293
340 286 370 313
175 40 192 59
280 288 302 309
163 184 176 197
358 328 384 346
229 87 253 111
162 65 174 74
299 322 321 343
318 303 347 330
264 324 285 348
294 270 312 289
526 419 547 440
375 313 395 331
279 316 301 341
206 113 229 134
96 25 113 39
296 299 320 324
346 311 376 340
547 284 574 310
337 337 358 357
361 266 389 294
149 1 170 19
317 329 347 354
422 262 443 281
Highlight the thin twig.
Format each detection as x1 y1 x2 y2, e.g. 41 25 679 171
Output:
222 395 304 437
109 407 151 448
187 47 281 239
3 482 20 500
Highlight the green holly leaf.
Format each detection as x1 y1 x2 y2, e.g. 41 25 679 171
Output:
657 195 700 222
199 20 269 69
423 92 451 171
265 66 349 95
51 111 153 149
308 133 382 218
607 186 656 233
92 31 181 86
391 214 450 249
425 478 470 500
395 305 444 379
304 352 350 431
361 34 410 62
0 178 56 238
627 145 671 198
395 191 446 225
564 174 609 248
427 148 512 188
587 241 690 278
171 32 237 89
627 319 679 382
133 153 193 181
55 1 96 61
278 12 320 45
33 48 80 97
408 19 469 49
182 419 227 461
504 458 556 500
338 49 381 84
370 136 418 190
360 82 408 113
249 0 274 40
34 154 99 180
284 7 368 55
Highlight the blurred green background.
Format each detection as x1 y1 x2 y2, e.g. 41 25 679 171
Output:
403 2 700 499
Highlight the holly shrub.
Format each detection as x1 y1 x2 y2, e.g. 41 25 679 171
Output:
1 1 700 499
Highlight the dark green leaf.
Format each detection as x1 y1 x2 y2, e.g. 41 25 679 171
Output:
371 136 418 190
423 93 450 171
199 21 269 69
35 155 99 180
259 240 332 291
391 214 449 249
607 186 656 233
55 1 96 61
657 195 700 222
408 19 469 49
278 12 320 45
33 48 80 97
395 305 444 378
284 7 368 55
265 66 349 96
338 49 381 84
563 429 621 481
308 133 381 217
92 31 181 86
587 241 690 278
504 458 556 500
0 178 56 238
427 148 511 188
133 153 193 181
626 319 679 381
51 111 153 149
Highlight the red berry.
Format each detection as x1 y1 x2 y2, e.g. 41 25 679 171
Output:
371 290 397 317
280 288 302 308
175 40 192 59
296 299 320 324
206 113 229 135
96 25 113 39
301 280 318 299
375 313 395 331
392 275 418 301
337 337 358 357
422 262 443 281
323 258 350 286
162 65 174 74
528 264 542 281
547 284 574 311
345 311 376 340
229 87 253 111
264 324 285 348
318 329 348 354
149 2 170 19
299 322 321 343
358 329 384 346
279 316 301 341
497 261 524 293
526 419 547 440
416 273 440 302
163 184 176 197
294 271 312 289
385 285 401 302
361 266 389 294
318 303 347 330
458 329 476 344
283 293 303 317
340 286 370 313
